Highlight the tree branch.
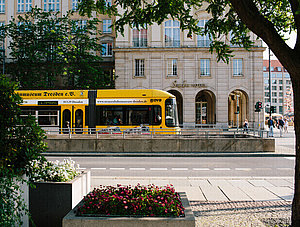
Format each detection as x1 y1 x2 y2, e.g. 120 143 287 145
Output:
289 0 300 50
229 0 295 71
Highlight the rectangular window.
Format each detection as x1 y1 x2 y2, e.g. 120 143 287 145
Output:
272 92 277 97
72 0 81 11
279 106 283 114
197 20 211 47
278 67 282 71
21 109 59 126
167 59 178 77
44 0 60 12
18 0 32 13
233 59 243 76
200 59 210 76
263 66 267 71
74 20 87 31
265 98 270 103
270 66 274 71
264 92 269 97
272 86 277 90
272 98 277 103
263 73 269 78
165 20 180 47
133 28 147 47
272 79 277 84
279 92 283 97
0 0 4 13
105 0 112 7
135 59 145 77
264 85 269 90
286 80 292 85
279 80 283 84
102 43 113 57
279 98 283 103
103 19 112 33
279 86 283 90
264 79 269 84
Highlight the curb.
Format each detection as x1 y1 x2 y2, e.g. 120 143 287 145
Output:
43 152 295 157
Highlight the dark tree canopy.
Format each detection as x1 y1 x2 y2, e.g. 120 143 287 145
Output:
78 0 300 225
1 7 112 89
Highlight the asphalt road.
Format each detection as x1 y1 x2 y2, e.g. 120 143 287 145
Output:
47 156 295 178
46 126 296 178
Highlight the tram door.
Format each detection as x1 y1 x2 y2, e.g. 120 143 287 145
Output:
61 105 84 134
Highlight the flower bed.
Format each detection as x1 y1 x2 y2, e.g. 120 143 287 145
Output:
77 184 185 217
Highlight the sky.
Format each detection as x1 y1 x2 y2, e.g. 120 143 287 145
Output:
263 32 297 60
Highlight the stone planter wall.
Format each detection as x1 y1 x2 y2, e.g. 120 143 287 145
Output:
63 192 195 227
45 137 275 153
29 170 91 227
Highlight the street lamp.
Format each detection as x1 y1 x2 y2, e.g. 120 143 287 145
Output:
236 94 240 129
269 47 272 118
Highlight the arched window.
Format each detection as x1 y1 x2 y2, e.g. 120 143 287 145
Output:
165 20 180 47
197 20 211 47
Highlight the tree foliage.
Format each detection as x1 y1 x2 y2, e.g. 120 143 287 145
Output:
0 75 46 225
1 7 112 89
78 0 300 225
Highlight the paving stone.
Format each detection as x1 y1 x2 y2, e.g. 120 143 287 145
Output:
176 186 206 201
209 180 252 201
267 179 294 187
198 181 229 201
248 180 275 187
168 179 191 187
264 186 294 201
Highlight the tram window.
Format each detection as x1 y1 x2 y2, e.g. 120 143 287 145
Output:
20 110 36 121
97 106 124 126
127 106 149 125
165 99 178 127
151 106 162 125
96 105 151 126
37 110 58 126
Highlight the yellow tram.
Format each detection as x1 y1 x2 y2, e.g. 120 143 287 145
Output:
16 89 180 134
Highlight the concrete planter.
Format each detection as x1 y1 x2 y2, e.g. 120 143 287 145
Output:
29 170 91 227
63 192 195 227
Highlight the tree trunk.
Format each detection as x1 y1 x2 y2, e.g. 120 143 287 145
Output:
292 77 300 226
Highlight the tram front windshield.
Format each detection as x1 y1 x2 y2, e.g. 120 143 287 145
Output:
165 98 179 127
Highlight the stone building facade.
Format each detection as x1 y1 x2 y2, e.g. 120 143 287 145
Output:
114 9 265 128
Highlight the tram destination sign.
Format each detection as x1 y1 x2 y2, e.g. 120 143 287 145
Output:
38 101 58 105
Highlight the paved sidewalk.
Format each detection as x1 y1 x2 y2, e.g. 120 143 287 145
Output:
92 176 294 202
92 176 293 226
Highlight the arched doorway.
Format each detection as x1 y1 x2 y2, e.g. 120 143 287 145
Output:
228 90 249 128
167 90 183 126
195 90 216 126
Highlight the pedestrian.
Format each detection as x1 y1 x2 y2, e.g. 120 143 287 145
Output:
284 118 288 133
268 117 274 137
278 117 284 137
243 119 249 133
